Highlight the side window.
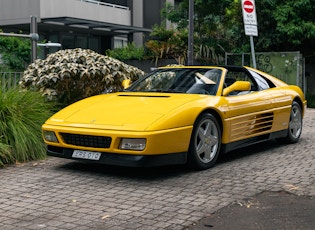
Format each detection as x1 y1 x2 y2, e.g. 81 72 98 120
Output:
225 71 256 90
249 70 275 90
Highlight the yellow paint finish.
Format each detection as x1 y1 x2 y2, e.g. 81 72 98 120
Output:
42 124 193 155
42 66 307 156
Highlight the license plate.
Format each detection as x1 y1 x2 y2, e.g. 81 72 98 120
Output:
72 150 101 160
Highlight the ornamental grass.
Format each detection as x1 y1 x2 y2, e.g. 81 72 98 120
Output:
0 84 54 166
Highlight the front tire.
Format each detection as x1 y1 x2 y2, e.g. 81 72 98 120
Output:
188 113 221 170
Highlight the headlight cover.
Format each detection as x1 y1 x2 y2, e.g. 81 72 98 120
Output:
43 130 59 143
119 138 146 151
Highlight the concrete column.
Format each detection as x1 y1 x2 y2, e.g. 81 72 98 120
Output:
131 0 143 47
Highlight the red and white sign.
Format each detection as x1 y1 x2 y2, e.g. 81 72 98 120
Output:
242 0 257 25
242 0 258 36
243 0 254 13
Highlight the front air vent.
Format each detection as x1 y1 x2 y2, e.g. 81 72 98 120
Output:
60 133 111 148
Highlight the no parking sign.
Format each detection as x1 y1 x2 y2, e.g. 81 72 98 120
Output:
242 0 258 36
241 0 258 67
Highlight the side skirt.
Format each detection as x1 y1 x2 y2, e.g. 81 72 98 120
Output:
221 130 288 154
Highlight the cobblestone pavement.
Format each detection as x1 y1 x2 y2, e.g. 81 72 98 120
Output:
0 109 314 230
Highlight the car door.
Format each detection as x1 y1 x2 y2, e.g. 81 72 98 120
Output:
248 69 293 132
220 68 275 143
223 91 274 143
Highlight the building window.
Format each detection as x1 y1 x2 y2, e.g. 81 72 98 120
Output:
114 36 128 48
61 35 75 49
89 37 100 52
76 36 88 49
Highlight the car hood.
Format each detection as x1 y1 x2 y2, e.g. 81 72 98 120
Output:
46 92 206 131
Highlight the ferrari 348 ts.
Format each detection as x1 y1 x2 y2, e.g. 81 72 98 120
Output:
42 66 307 169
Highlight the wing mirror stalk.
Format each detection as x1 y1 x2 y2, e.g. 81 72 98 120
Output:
223 81 251 96
122 79 131 89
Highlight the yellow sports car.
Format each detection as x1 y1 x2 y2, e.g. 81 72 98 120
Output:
42 66 307 170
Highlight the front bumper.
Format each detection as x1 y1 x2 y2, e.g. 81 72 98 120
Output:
47 145 187 167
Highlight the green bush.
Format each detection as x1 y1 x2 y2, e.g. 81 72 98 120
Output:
20 48 145 106
306 92 315 108
144 25 188 65
0 30 31 72
106 43 145 61
0 85 54 166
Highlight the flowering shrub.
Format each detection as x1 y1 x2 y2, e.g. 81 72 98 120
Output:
20 48 145 105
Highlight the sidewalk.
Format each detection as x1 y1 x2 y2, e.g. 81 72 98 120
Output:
0 108 314 229
188 108 315 230
189 191 315 230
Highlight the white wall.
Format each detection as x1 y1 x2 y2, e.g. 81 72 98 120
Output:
0 0 41 25
0 0 131 26
40 0 131 25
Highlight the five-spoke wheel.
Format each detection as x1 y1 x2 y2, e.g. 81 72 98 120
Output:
188 113 221 170
284 101 302 143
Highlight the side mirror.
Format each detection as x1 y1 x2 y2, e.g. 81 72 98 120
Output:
122 79 131 89
223 81 251 96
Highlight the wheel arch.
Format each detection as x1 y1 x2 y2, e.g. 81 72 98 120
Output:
195 108 223 136
293 96 304 116
188 108 223 170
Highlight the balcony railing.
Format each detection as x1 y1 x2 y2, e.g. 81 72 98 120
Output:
79 0 129 10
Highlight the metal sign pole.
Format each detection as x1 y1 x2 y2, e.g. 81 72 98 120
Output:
30 16 38 63
0 16 39 63
250 36 256 68
242 0 258 68
187 0 194 65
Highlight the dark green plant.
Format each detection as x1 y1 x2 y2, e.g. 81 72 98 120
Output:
145 25 175 64
0 143 12 166
306 92 315 108
145 25 188 65
0 30 32 71
106 43 145 61
0 85 55 166
195 44 225 65
161 0 315 57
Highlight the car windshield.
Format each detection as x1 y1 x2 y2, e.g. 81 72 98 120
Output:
126 68 222 95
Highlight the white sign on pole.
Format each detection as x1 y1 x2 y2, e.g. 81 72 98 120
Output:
244 25 258 36
242 0 258 36
241 0 258 68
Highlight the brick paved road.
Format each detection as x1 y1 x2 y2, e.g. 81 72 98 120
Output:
1 109 314 230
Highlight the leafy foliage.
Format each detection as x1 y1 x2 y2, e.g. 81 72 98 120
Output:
272 0 315 46
0 30 31 71
161 2 189 29
306 92 315 108
20 48 145 106
106 43 145 61
145 25 188 65
0 85 54 166
160 1 230 65
161 0 315 56
195 44 225 65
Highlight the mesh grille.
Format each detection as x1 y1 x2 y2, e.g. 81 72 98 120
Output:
61 133 111 148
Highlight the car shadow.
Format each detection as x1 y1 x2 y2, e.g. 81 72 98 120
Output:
217 139 284 164
55 139 294 180
57 160 192 180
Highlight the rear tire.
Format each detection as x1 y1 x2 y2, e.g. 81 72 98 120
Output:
188 113 221 170
280 101 302 143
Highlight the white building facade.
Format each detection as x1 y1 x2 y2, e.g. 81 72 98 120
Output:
0 0 175 57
